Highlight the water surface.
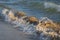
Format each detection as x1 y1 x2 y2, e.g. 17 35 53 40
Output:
0 0 60 22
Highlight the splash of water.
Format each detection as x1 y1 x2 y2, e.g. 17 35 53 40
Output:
1 8 37 34
1 8 60 40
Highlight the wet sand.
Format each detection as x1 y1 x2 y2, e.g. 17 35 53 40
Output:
0 21 34 40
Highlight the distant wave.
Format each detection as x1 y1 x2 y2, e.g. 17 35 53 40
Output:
16 1 60 12
44 2 60 12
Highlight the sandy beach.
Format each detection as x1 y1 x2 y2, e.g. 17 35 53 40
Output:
0 21 34 40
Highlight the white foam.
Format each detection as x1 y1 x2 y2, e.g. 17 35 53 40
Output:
44 2 57 8
2 8 9 15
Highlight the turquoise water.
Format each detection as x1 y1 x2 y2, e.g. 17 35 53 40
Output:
0 0 60 22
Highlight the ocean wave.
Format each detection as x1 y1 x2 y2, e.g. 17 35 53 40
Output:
1 8 60 40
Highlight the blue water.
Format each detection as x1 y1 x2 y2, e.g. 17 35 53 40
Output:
0 0 60 22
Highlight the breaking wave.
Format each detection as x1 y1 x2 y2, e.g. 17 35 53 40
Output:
1 8 60 40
